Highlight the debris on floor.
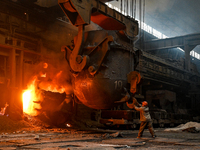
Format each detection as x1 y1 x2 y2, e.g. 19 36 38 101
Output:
0 115 31 134
0 115 200 150
102 132 123 139
164 122 200 133
182 127 199 133
34 134 40 140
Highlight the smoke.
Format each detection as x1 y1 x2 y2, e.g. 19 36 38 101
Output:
30 18 101 95
29 51 73 95
145 0 175 13
24 14 103 99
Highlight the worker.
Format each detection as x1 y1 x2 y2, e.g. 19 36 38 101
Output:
134 101 156 138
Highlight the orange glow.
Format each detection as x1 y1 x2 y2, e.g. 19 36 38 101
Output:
43 63 48 68
66 123 71 127
0 103 9 115
39 70 66 93
22 77 40 116
43 84 65 93
22 70 67 116
23 90 32 111
56 71 62 77
41 73 46 77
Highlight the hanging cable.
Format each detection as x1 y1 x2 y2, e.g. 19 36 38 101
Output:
127 0 128 16
133 0 136 71
121 0 122 13
131 0 133 18
124 0 126 15
142 0 145 50
134 0 136 18
130 0 132 17
131 0 135 71
130 0 136 71
138 0 142 73
129 0 132 71
138 0 145 74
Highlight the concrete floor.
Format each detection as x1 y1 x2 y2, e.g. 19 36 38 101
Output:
0 127 199 150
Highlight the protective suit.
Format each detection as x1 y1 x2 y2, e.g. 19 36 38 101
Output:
134 101 156 138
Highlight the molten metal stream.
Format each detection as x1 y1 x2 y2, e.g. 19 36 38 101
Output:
22 77 40 116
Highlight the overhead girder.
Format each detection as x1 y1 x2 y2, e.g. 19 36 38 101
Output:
144 33 200 51
144 33 200 71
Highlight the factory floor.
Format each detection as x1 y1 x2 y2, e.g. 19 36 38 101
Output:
0 115 200 150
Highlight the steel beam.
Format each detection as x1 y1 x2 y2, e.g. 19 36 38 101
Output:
144 33 200 71
58 0 138 39
145 33 200 51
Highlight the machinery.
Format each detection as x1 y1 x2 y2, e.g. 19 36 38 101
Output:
34 0 144 127
58 0 141 110
46 0 194 127
0 0 198 126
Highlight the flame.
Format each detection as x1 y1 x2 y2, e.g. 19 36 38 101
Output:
0 103 9 116
22 90 32 113
22 77 40 116
39 70 66 93
43 63 48 69
42 84 65 93
66 123 71 127
41 73 46 77
56 71 62 77
22 62 70 116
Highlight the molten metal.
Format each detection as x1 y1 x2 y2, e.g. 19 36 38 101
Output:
66 123 71 127
22 69 67 116
22 77 40 116
22 90 32 113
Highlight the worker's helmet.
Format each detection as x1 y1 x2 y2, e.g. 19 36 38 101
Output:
142 101 148 107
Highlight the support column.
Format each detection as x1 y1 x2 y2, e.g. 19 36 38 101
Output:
184 44 191 71
18 49 24 116
8 46 16 119
19 42 24 89
8 40 23 120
